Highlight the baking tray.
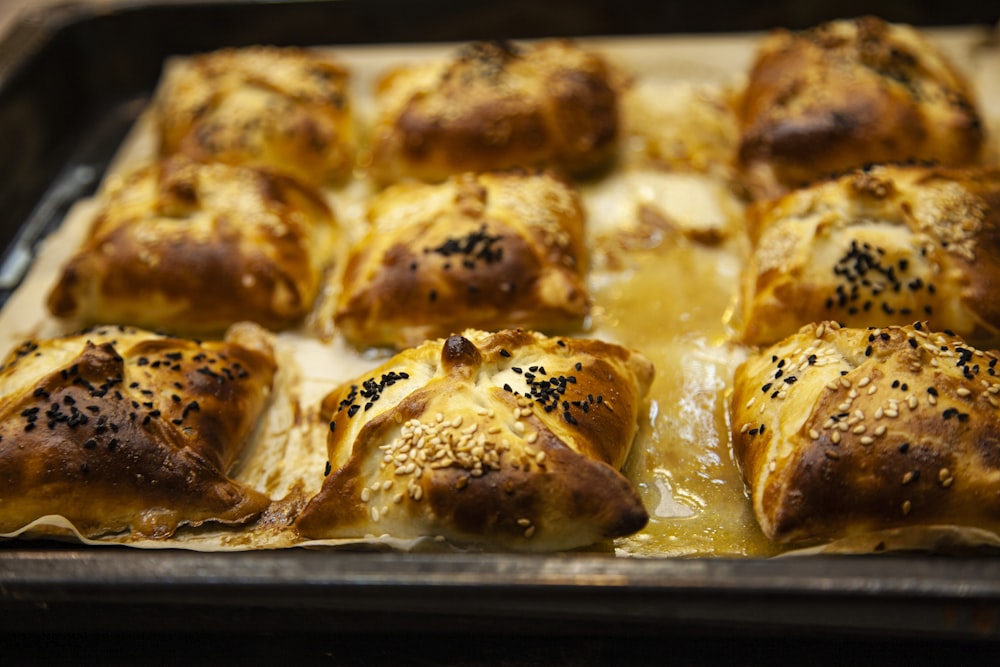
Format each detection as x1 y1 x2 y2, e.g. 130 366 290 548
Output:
2 0 1000 644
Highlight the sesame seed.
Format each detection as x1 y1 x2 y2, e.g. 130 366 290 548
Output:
859 436 875 445
901 500 912 515
809 429 820 440
360 488 371 502
957 387 972 398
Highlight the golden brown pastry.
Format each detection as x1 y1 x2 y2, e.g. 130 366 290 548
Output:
295 328 652 551
740 164 1000 347
156 46 354 186
737 16 985 198
0 322 275 539
368 40 621 184
47 156 338 334
731 321 1000 546
331 170 589 349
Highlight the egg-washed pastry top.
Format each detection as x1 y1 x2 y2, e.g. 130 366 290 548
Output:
330 169 589 349
368 39 621 184
47 156 338 335
731 321 1000 546
0 323 275 539
740 164 1000 347
295 328 653 551
156 45 355 187
737 16 985 198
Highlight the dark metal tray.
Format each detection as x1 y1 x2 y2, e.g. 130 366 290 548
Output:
2 0 1000 649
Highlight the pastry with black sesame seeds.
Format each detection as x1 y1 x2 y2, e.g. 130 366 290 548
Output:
739 164 1000 347
155 46 355 187
295 328 652 551
737 16 986 199
731 321 1000 548
327 170 589 349
47 155 339 335
0 322 275 540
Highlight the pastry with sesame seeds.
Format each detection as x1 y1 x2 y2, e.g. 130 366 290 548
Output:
47 155 339 335
737 16 986 199
155 46 355 187
731 320 1000 547
739 164 1000 347
328 170 589 349
295 328 652 551
367 39 621 185
0 322 275 540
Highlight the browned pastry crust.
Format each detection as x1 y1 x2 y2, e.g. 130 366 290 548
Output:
368 40 621 184
0 322 275 539
156 46 354 186
737 16 985 199
47 156 338 334
731 321 1000 545
332 170 589 349
740 164 1000 347
295 329 652 551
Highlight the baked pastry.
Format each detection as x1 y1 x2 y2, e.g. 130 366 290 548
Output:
47 156 338 334
368 40 620 184
740 164 1000 347
156 46 355 186
737 16 985 198
295 328 652 551
731 321 1000 546
0 322 275 539
331 170 589 349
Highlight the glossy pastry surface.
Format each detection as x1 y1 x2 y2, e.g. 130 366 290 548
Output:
332 170 589 349
368 40 620 184
740 164 1000 347
156 46 355 186
295 328 652 551
732 321 1000 545
47 156 338 334
738 16 985 198
0 323 276 538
